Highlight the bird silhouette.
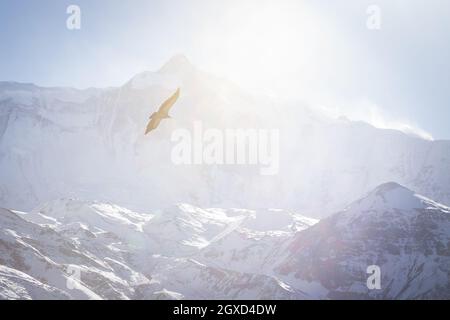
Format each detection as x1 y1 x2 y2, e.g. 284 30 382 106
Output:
145 88 180 135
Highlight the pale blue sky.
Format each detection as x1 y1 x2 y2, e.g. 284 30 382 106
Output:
0 0 449 139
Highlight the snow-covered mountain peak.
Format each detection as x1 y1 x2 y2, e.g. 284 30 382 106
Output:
275 183 450 299
158 54 194 75
327 182 450 239
372 181 410 193
125 55 196 90
349 182 426 213
125 71 181 91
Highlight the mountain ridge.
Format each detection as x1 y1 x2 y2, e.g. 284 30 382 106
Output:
275 182 450 299
0 56 450 217
1 182 449 299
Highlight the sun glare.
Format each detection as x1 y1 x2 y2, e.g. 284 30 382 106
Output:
195 1 337 97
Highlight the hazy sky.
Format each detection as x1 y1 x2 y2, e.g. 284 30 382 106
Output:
0 0 449 139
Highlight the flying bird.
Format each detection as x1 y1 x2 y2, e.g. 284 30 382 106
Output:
145 88 180 135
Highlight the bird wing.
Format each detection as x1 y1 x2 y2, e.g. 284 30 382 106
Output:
144 88 180 135
158 88 180 116
145 116 163 135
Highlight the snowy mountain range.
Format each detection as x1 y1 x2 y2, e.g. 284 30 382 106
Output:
1 56 449 299
1 182 449 299
0 201 314 299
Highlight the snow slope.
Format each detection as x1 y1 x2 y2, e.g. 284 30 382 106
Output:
2 182 449 299
1 200 317 299
276 182 450 299
0 265 69 300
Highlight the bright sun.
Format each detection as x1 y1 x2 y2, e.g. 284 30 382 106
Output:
195 1 340 98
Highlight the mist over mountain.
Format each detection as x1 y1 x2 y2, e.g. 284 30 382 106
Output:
0 56 449 217
1 56 450 300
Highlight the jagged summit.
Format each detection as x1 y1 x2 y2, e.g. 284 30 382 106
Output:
348 181 424 213
278 181 450 299
338 181 448 226
372 181 412 195
158 54 195 75
124 54 194 90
